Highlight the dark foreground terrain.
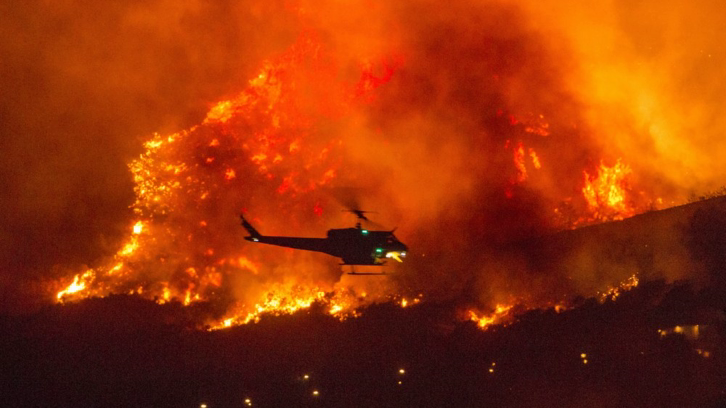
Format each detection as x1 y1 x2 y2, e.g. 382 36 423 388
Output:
3 198 726 407
1 280 725 408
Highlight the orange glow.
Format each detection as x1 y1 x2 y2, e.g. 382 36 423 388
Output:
119 239 138 256
57 270 95 300
49 2 684 334
205 100 235 124
209 287 327 328
529 149 541 169
582 159 635 222
109 262 123 275
161 287 171 303
506 138 544 186
513 142 528 182
598 274 639 302
469 304 514 330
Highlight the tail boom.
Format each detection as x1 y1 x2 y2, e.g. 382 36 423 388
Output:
240 214 262 239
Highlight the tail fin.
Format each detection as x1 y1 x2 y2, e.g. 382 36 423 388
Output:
240 214 262 238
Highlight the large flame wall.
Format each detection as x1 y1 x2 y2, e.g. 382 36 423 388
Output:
2 0 725 321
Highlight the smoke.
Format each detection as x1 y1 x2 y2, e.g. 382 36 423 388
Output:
0 0 299 312
319 0 607 302
2 0 724 315
307 0 726 305
511 0 726 196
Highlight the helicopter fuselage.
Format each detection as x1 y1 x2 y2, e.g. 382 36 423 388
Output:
241 216 407 265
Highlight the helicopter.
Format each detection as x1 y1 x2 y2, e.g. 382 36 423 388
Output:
240 210 408 271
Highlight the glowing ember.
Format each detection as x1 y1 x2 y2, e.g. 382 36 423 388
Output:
658 324 701 340
505 139 544 185
598 274 639 302
513 142 528 182
529 149 541 169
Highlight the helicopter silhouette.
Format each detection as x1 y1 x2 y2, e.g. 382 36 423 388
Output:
240 210 408 271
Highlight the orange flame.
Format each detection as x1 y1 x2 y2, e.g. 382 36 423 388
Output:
582 159 635 222
53 32 403 328
468 304 514 330
57 270 95 301
598 274 639 302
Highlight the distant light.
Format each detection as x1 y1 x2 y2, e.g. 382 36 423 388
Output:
362 229 369 235
200 404 207 408
312 390 319 397
303 374 310 380
488 368 494 373
399 368 405 375
376 248 383 253
583 359 588 364
580 353 587 359
398 381 402 385
244 398 252 406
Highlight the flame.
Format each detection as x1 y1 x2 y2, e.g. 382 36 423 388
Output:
466 275 639 330
582 159 635 222
49 3 675 332
53 31 403 326
208 286 371 330
57 270 95 300
469 304 514 330
598 274 639 302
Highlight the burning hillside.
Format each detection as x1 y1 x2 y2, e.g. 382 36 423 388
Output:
36 0 682 328
2 0 726 372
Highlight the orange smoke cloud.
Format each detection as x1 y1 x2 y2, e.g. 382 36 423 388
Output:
3 0 723 322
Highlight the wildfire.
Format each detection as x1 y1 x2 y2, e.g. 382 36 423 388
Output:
51 31 406 328
506 139 544 185
598 274 639 302
466 276 639 331
468 304 514 330
208 286 371 330
582 159 635 222
50 4 664 334
56 270 95 300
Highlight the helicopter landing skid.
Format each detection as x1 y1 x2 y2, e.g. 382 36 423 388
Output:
348 271 390 276
342 264 392 276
